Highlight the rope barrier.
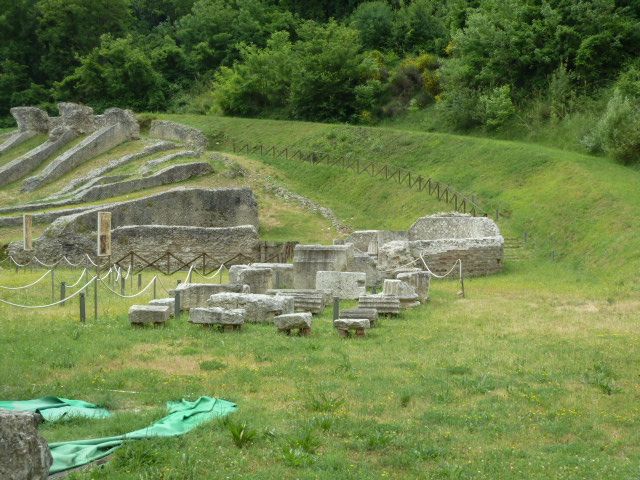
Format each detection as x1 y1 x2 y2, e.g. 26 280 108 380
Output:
85 254 99 267
419 255 462 279
0 276 96 309
32 257 61 268
98 276 157 298
0 270 52 290
9 256 31 268
67 268 88 288
184 264 195 283
193 263 227 280
100 267 113 281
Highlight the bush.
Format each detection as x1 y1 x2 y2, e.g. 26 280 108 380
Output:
437 87 480 130
586 90 640 164
478 85 515 130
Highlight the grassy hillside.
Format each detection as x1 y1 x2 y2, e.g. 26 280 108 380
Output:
162 114 640 295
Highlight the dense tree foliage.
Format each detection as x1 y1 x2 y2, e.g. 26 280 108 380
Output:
1 0 639 161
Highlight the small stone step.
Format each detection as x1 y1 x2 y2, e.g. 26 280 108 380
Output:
334 318 370 337
340 307 378 327
274 312 312 336
129 304 170 325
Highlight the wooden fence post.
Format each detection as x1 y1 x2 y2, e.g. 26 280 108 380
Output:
79 292 86 323
60 282 66 306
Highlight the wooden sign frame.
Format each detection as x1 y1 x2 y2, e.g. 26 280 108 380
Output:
23 214 33 251
97 212 112 257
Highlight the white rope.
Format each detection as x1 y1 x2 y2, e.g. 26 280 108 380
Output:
419 255 461 279
194 263 226 280
184 264 195 283
0 276 96 309
85 254 98 267
100 267 113 281
9 256 31 268
62 256 86 268
67 268 87 288
32 257 61 268
122 264 131 280
114 266 121 282
0 269 52 290
98 275 157 298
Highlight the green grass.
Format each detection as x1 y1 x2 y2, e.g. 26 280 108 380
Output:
161 114 640 295
0 265 639 479
0 133 48 167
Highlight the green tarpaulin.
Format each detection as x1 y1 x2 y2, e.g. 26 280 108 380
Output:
0 396 110 422
48 396 237 474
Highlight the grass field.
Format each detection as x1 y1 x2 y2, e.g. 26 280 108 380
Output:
0 262 638 479
1 114 639 478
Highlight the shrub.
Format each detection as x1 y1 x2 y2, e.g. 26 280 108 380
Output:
548 63 575 122
478 85 516 130
585 89 640 164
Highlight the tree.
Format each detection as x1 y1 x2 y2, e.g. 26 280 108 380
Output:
393 0 448 54
213 31 296 116
56 35 168 112
289 21 367 121
176 0 296 74
36 0 133 82
350 1 394 50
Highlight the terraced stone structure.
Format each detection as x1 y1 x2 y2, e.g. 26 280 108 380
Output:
8 187 260 263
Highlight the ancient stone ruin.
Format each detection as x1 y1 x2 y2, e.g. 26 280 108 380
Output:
8 187 262 264
345 213 504 277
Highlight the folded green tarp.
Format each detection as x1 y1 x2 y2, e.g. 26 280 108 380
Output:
49 396 237 474
0 396 110 422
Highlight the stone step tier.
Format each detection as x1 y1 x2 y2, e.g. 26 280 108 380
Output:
266 289 326 314
357 295 401 316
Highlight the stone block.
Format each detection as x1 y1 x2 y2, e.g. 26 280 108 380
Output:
149 297 175 316
274 312 312 335
340 307 378 327
251 263 294 289
383 279 420 308
0 409 52 480
175 283 249 310
129 304 170 325
293 244 354 289
207 292 294 323
396 270 430 302
229 265 273 294
316 271 366 300
267 289 326 314
189 307 245 331
358 294 401 316
349 252 380 287
334 318 370 337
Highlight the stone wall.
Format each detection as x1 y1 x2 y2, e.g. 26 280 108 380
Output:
343 230 408 253
149 120 208 152
0 130 37 156
22 110 139 191
7 188 260 261
75 162 213 202
377 238 504 277
408 213 500 240
0 128 78 187
112 225 259 265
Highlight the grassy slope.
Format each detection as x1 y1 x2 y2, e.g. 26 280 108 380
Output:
164 114 640 295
